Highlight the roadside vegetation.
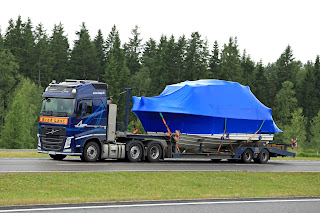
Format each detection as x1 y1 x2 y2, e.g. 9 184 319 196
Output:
0 172 319 206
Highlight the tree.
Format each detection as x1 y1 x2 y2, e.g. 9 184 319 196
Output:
49 23 70 82
0 28 3 49
69 22 98 80
310 110 320 153
21 18 36 81
273 81 297 127
282 108 307 149
300 62 318 120
220 37 243 83
241 50 255 86
251 61 269 106
34 23 53 86
104 26 130 125
275 45 301 91
123 25 142 75
93 29 106 81
0 78 42 148
0 50 19 135
184 32 210 80
209 40 220 79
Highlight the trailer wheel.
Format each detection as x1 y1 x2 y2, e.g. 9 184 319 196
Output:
147 144 162 162
49 154 66 160
127 143 142 162
83 141 100 162
255 149 269 164
241 149 253 163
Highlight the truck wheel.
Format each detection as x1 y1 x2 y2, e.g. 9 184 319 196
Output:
83 141 100 162
255 149 269 164
127 143 142 162
241 149 253 163
147 144 162 162
49 154 66 160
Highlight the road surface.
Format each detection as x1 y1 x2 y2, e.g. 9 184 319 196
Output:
0 198 319 213
0 157 319 173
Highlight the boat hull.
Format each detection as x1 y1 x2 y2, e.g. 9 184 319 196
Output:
135 111 280 134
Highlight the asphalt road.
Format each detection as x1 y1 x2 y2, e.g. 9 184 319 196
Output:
0 157 319 173
0 198 319 213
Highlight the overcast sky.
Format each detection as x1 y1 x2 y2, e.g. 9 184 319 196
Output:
1 0 319 64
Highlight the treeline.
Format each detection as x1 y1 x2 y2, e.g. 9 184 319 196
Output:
0 16 319 153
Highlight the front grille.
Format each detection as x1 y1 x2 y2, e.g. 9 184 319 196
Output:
40 126 66 151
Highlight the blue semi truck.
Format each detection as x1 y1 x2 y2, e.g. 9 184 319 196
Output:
38 79 295 163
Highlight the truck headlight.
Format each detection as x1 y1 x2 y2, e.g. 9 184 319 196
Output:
64 137 73 149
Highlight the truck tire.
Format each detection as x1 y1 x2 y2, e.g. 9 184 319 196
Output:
147 143 162 162
83 141 100 162
127 142 142 162
49 154 66 160
241 149 253 163
255 149 269 164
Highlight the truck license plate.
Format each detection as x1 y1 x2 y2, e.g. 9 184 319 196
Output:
48 151 56 155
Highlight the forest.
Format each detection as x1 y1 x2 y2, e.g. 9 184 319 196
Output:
0 16 319 155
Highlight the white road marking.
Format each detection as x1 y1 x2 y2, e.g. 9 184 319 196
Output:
0 198 319 212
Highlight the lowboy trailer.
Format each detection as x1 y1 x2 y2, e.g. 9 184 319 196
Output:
38 80 295 163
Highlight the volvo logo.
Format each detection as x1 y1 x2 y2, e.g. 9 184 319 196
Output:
46 129 59 135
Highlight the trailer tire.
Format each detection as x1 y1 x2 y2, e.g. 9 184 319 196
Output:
147 143 162 162
83 141 100 162
49 154 66 160
127 142 142 163
255 149 269 164
241 149 253 163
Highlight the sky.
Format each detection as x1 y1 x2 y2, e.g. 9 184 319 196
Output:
1 0 319 64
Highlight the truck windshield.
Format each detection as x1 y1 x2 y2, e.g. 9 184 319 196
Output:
41 98 75 116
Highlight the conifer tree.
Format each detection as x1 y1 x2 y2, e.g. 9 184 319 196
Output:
69 22 98 80
123 25 142 76
241 50 255 86
0 28 4 49
251 61 268 106
275 45 301 91
209 40 220 79
34 23 53 86
175 35 187 82
104 26 129 125
184 32 210 80
93 29 106 81
220 37 243 83
49 23 70 82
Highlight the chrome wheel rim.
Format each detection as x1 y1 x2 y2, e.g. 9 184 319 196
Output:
130 145 141 159
87 145 97 159
150 146 160 159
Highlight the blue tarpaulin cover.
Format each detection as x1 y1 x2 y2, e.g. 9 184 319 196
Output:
132 79 282 134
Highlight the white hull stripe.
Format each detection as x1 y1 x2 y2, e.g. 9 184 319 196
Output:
75 134 105 140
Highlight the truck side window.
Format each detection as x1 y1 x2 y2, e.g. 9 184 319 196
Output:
77 101 83 118
84 100 92 116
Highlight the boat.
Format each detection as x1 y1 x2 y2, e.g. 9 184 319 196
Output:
131 79 281 135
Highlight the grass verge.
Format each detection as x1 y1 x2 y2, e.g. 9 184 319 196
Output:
0 151 48 158
0 172 319 206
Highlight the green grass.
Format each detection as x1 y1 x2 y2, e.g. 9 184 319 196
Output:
0 151 49 158
0 172 319 206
